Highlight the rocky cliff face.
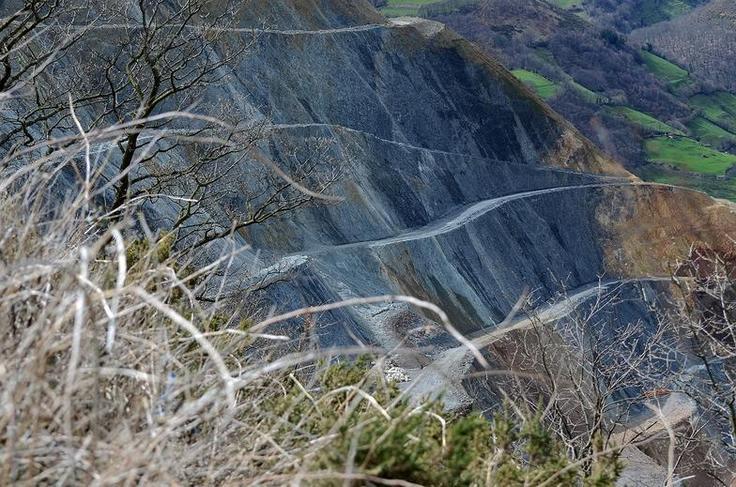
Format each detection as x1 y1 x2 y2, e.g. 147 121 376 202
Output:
13 0 736 403
216 1 733 353
6 1 736 482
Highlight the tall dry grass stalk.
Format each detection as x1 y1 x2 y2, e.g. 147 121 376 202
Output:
0 123 479 486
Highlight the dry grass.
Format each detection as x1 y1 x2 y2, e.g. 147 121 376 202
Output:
0 124 630 485
0 133 420 485
2 114 553 485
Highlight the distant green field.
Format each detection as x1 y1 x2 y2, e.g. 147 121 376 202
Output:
381 7 415 16
689 92 736 134
640 50 690 88
380 0 443 16
662 0 691 16
632 0 698 26
687 116 736 147
640 165 736 202
645 136 736 175
607 106 682 135
546 0 582 8
511 70 560 99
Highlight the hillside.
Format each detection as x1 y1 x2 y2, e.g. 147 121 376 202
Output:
414 0 736 203
425 0 689 164
380 0 709 29
3 0 736 483
580 0 708 31
631 0 736 93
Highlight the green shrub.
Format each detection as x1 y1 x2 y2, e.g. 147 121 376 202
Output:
266 360 622 486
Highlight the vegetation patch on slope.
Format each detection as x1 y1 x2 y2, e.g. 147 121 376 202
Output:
644 136 736 175
639 49 690 88
584 0 706 31
512 69 561 99
380 0 444 16
690 92 736 134
638 0 694 23
568 80 603 103
546 0 582 9
641 166 736 201
630 0 736 92
687 116 736 147
607 106 683 135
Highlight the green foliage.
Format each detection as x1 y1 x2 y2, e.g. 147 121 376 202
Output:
687 116 736 147
512 69 561 100
585 435 624 487
267 361 622 486
321 356 375 390
600 29 626 48
690 92 736 134
569 81 605 104
606 106 683 135
639 50 690 89
641 164 736 202
624 0 699 27
124 233 206 306
380 0 445 17
125 232 175 268
547 0 583 9
311 359 486 485
491 409 578 486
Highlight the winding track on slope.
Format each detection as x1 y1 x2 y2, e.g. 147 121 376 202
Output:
23 15 440 36
439 277 669 372
292 181 661 259
271 122 628 179
409 275 698 451
271 122 511 162
405 277 675 409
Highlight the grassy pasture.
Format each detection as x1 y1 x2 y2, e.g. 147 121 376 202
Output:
512 69 560 99
690 92 736 133
607 106 682 135
569 80 603 103
380 0 443 16
687 116 736 147
643 0 693 21
640 50 690 88
640 164 736 202
645 136 736 175
547 0 583 8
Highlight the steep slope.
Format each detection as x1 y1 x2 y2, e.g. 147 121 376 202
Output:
202 2 736 352
11 0 736 418
6 0 736 482
95 0 731 346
